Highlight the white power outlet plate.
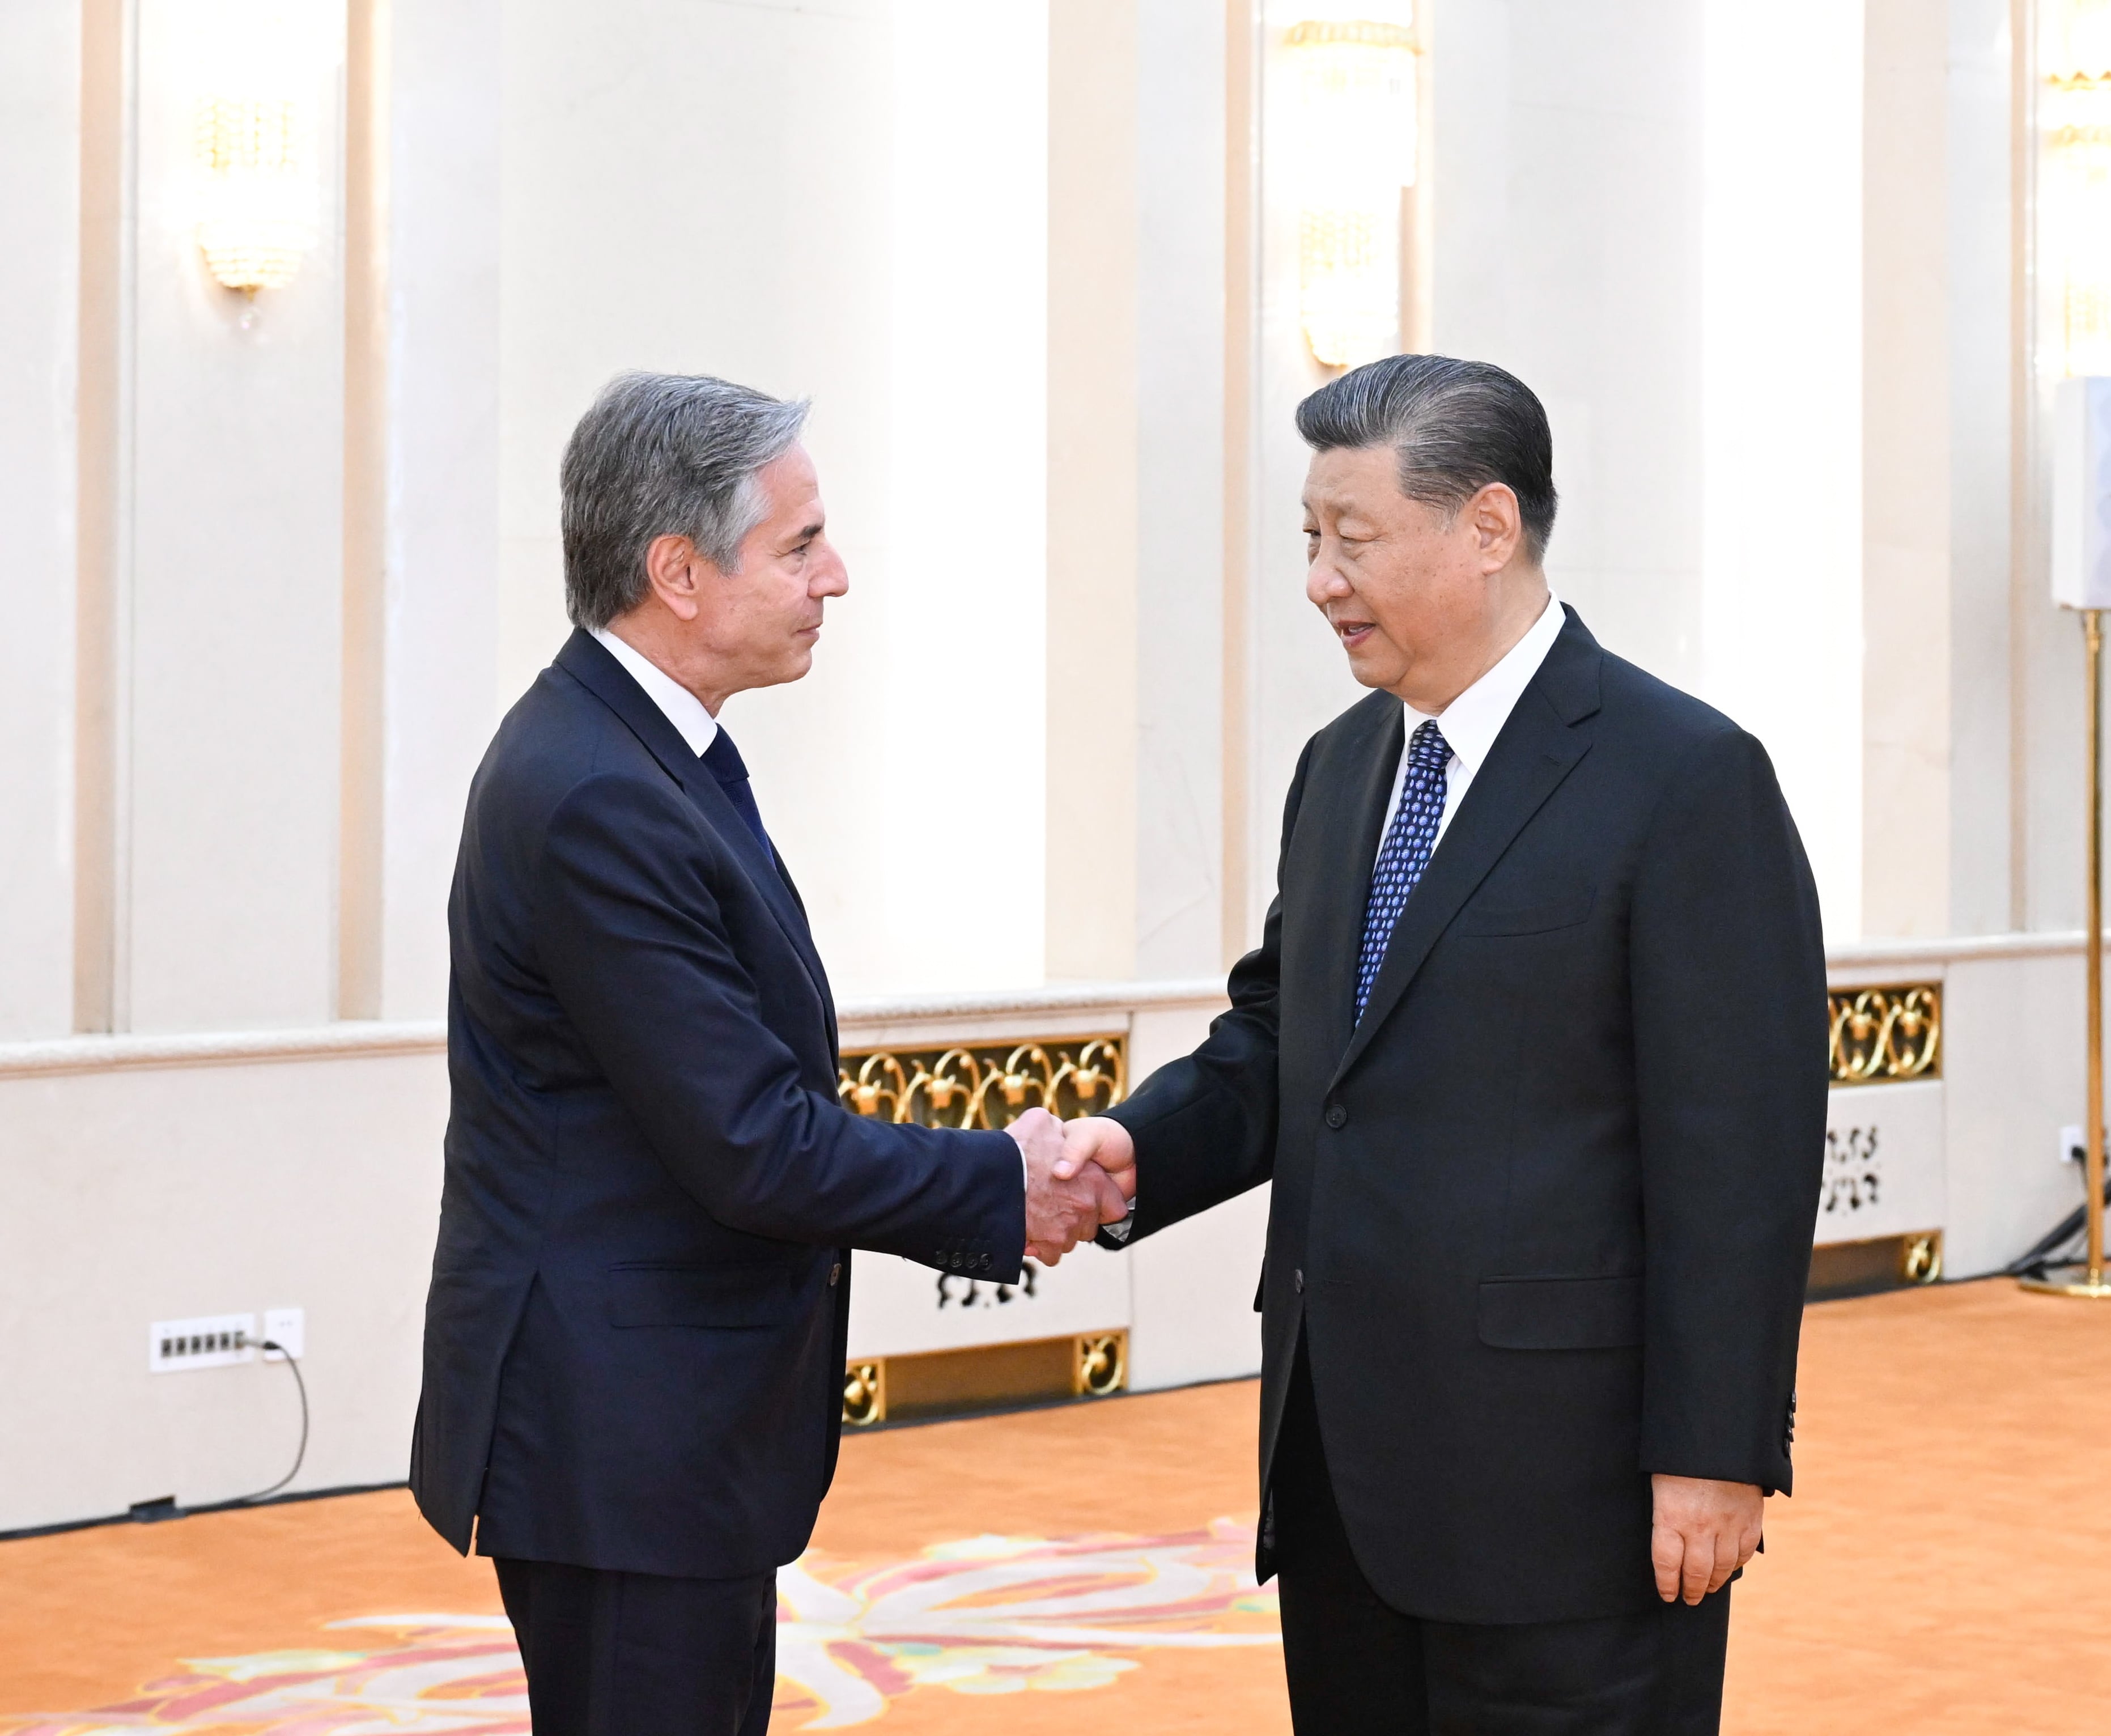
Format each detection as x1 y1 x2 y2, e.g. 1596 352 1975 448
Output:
261 1307 304 1361
150 1313 257 1373
2062 1125 2090 1165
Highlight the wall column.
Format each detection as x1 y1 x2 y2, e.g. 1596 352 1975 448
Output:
1046 1 1142 981
0 0 85 1041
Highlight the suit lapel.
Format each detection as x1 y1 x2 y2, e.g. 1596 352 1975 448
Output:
553 632 835 1022
1329 612 1604 1088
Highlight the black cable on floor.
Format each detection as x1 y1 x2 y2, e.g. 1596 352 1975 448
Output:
229 1339 309 1505
2005 1174 2111 1278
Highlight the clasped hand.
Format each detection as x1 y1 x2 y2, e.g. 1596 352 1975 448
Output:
1005 1109 1137 1264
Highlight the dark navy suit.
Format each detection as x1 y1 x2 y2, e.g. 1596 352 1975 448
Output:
412 630 1024 1729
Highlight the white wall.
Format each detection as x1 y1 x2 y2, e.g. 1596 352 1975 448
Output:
0 0 80 1041
1247 5 1369 941
499 0 1052 1000
368 0 502 1021
1244 0 1871 946
1 946 2088 1531
1700 0 1866 942
0 1039 445 1530
121 0 349 1033
1125 998 1271 1390
1135 0 1234 981
1431 0 1709 696
1938 945 2104 1276
1943 0 2020 939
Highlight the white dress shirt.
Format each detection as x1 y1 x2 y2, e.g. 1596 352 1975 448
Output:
591 626 719 757
1377 592 1566 863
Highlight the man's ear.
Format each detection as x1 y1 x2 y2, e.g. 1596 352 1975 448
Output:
643 533 704 622
1468 483 1523 574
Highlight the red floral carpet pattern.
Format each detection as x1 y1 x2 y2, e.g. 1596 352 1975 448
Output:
1 1521 1277 1733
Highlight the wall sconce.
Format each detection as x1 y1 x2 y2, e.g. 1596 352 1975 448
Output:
1286 15 1420 371
192 3 317 296
2044 0 2111 375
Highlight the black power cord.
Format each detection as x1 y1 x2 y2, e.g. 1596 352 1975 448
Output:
228 1337 309 1505
2005 1173 2111 1279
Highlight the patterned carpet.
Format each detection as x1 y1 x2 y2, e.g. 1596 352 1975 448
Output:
0 1526 1275 1732
2 1284 2108 1733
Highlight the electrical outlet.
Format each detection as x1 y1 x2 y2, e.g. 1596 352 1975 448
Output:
150 1313 257 1373
261 1307 304 1361
2061 1125 2092 1165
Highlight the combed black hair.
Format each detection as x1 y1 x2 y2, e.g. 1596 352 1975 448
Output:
1296 354 1558 562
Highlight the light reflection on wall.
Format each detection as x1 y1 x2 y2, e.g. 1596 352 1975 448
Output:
2044 0 2111 376
1284 14 1419 370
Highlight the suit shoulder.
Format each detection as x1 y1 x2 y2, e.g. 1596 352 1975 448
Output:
1595 650 1751 753
470 665 673 824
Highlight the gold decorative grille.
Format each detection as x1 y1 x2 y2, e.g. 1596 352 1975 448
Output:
1828 984 1941 1085
837 1035 1126 1129
841 1332 1131 1428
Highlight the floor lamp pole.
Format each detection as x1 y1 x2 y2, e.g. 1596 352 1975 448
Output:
2023 607 2111 1298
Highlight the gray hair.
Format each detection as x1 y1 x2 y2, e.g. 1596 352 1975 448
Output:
1296 354 1558 563
560 371 812 629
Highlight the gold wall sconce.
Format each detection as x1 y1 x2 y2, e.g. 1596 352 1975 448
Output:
1285 15 1421 371
192 2 318 296
2044 0 2111 375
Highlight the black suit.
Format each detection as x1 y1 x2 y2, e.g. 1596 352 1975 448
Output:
413 630 1026 1731
1106 610 1826 1727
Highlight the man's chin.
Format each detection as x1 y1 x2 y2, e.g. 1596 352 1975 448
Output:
1341 646 1403 691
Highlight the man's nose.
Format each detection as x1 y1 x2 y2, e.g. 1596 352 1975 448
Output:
1307 557 1348 606
817 542 850 596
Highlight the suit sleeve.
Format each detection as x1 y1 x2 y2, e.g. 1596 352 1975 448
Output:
1100 741 1314 1241
536 771 1028 1280
1630 726 1828 1493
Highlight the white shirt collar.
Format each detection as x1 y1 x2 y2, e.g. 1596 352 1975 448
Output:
590 626 720 758
1404 592 1566 771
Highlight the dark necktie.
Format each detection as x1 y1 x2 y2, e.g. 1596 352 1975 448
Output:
1354 720 1451 1020
702 726 772 857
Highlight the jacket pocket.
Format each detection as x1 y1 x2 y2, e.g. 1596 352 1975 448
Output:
606 1261 792 1330
1476 1273 1642 1349
1456 888 1596 936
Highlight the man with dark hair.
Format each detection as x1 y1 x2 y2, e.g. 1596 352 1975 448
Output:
1064 353 1826 1731
413 372 1130 1735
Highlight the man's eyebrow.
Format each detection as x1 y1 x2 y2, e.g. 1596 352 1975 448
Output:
787 519 824 542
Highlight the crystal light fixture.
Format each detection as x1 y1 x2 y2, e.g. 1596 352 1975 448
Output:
2045 0 2111 374
193 3 316 295
1286 16 1420 371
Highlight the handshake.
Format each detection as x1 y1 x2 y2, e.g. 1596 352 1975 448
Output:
1003 1108 1139 1265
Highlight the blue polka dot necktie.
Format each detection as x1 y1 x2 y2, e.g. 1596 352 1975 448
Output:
1356 720 1452 1020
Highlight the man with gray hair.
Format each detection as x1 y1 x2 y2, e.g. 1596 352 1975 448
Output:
412 372 1130 1734
1060 353 1826 1731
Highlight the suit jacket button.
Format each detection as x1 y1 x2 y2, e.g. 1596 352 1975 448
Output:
1293 1268 1305 1293
979 1254 991 1271
829 1262 842 1286
950 1253 964 1270
1324 1103 1347 1129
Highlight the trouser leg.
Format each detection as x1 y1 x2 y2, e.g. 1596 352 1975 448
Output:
1421 1586 1730 1735
1265 1334 1732 1736
1271 1342 1428 1734
494 1556 779 1736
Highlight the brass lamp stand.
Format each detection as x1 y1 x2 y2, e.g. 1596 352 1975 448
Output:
2023 608 2111 1298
